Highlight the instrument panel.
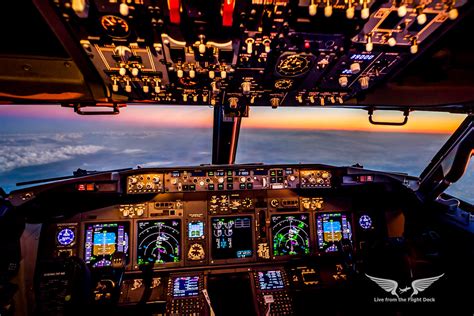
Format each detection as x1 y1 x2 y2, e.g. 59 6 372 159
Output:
28 163 408 315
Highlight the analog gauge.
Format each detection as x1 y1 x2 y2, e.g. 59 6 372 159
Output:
274 79 294 90
57 228 75 246
187 243 205 261
359 215 373 230
242 198 253 209
276 54 313 77
178 77 198 87
100 15 130 38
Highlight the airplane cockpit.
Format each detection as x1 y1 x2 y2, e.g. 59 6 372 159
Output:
0 0 473 315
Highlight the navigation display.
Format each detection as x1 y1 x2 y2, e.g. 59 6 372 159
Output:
211 216 253 260
172 276 200 298
316 212 352 253
271 214 310 256
257 270 285 290
84 222 129 267
137 220 181 265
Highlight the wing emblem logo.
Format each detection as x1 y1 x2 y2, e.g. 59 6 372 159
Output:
366 273 444 298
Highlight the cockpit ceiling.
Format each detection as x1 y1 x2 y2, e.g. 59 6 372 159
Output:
0 0 473 112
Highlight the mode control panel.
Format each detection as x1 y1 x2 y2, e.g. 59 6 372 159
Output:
127 174 163 194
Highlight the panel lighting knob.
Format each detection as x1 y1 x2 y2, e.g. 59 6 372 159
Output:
448 7 458 20
209 70 215 79
136 208 144 216
202 94 208 103
324 4 333 17
397 4 407 17
72 0 87 15
289 175 296 182
131 67 139 77
350 62 361 74
130 177 138 184
199 181 205 186
154 84 161 93
218 177 224 184
240 176 246 183
177 69 184 78
361 7 370 19
346 6 355 19
417 13 427 25
410 37 418 54
119 67 127 76
193 94 198 102
241 82 251 95
359 76 370 89
119 3 129 16
152 177 160 183
143 85 149 93
125 81 132 93
221 70 227 79
339 76 348 88
309 2 318 16
199 43 206 54
183 94 188 102
297 95 303 103
387 36 397 47
112 79 119 92
189 68 196 78
136 183 144 190
270 98 280 109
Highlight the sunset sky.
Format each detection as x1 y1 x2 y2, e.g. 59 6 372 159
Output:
0 104 466 134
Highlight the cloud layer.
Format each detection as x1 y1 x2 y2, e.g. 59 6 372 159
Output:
0 129 471 204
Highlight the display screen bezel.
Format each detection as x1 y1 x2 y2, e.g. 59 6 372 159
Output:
315 212 353 253
83 221 131 268
209 214 256 264
270 212 312 259
135 219 183 267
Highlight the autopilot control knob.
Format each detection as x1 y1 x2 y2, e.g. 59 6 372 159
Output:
241 82 251 95
229 97 239 109
72 0 88 15
350 62 361 74
270 98 280 109
339 76 348 88
359 76 370 90
240 176 246 183
130 177 138 184
218 177 224 184
152 177 160 184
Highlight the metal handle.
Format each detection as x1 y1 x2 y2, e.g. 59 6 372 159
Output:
368 109 410 126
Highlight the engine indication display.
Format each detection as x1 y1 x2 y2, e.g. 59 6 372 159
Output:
84 222 129 268
271 214 310 257
211 216 253 260
137 220 181 265
316 213 352 253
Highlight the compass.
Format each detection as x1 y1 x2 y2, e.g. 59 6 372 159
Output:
276 54 313 77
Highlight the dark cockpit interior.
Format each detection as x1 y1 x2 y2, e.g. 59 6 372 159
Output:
0 0 474 315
